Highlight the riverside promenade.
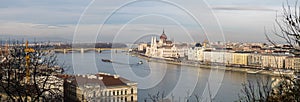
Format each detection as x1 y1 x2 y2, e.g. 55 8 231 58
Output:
130 52 294 77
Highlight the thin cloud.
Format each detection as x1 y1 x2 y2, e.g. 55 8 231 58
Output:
32 24 68 29
212 6 277 12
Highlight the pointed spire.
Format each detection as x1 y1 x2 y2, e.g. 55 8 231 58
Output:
160 28 167 40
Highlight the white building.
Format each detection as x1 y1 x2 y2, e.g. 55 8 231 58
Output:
203 51 226 63
145 30 186 59
137 43 147 52
225 52 233 65
187 43 205 61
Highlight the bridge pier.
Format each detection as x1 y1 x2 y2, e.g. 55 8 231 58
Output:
63 49 67 54
81 48 84 53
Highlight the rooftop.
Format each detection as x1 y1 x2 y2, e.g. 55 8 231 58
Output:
63 73 135 87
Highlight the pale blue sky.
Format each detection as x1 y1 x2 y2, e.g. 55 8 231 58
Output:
0 0 288 43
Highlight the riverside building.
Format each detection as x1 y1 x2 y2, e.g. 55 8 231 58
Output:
63 73 138 102
145 30 186 60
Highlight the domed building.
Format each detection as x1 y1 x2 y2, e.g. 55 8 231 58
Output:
157 29 172 47
145 29 186 59
159 29 167 42
187 43 205 61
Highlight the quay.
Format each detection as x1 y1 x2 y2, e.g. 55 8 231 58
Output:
130 52 294 77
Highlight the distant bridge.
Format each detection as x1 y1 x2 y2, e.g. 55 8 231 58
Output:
52 48 129 53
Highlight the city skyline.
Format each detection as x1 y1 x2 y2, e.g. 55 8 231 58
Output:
0 0 288 43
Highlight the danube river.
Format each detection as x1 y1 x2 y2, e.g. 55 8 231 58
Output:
56 51 273 102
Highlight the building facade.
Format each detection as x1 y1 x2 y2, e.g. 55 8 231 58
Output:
232 53 250 66
137 43 148 53
145 30 186 59
247 53 262 68
187 44 205 61
225 52 233 65
203 51 226 64
261 54 287 69
64 73 138 102
285 57 300 70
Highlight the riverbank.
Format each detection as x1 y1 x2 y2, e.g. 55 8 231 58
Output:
130 52 294 77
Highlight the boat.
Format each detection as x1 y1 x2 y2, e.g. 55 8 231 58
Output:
138 61 143 64
294 72 300 79
101 59 112 63
294 75 300 79
246 69 262 74
246 69 261 74
273 69 294 75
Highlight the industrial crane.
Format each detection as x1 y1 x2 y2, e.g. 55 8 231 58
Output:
24 40 35 83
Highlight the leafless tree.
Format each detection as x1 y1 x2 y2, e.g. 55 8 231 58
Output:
144 91 203 102
239 77 300 102
0 42 64 102
266 0 300 54
239 0 300 102
238 78 274 102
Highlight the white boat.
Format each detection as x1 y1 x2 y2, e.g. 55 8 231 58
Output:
246 69 261 74
273 69 294 75
294 75 300 79
138 61 143 64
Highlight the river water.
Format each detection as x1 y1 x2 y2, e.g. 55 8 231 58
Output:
56 51 272 102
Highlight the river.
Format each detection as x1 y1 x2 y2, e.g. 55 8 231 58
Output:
56 51 273 102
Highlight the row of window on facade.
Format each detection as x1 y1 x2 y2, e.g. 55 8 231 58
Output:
187 49 300 70
101 88 135 96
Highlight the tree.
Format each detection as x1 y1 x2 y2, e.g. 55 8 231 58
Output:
0 41 64 102
266 0 300 54
239 0 300 101
239 77 300 102
238 79 273 102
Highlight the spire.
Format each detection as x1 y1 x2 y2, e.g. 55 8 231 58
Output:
160 28 167 40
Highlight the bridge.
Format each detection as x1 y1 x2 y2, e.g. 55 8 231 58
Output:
52 48 129 53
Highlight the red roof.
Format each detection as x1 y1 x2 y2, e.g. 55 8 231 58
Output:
67 74 132 87
160 33 167 39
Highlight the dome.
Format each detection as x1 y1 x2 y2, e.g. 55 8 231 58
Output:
160 34 167 39
195 43 202 47
160 29 167 39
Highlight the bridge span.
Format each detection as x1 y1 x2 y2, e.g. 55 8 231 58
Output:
52 48 129 53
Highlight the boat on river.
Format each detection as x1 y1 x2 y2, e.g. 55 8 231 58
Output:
138 61 143 64
101 59 112 63
273 69 294 75
246 69 262 74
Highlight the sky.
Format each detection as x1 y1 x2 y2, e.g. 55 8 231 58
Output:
0 0 290 43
